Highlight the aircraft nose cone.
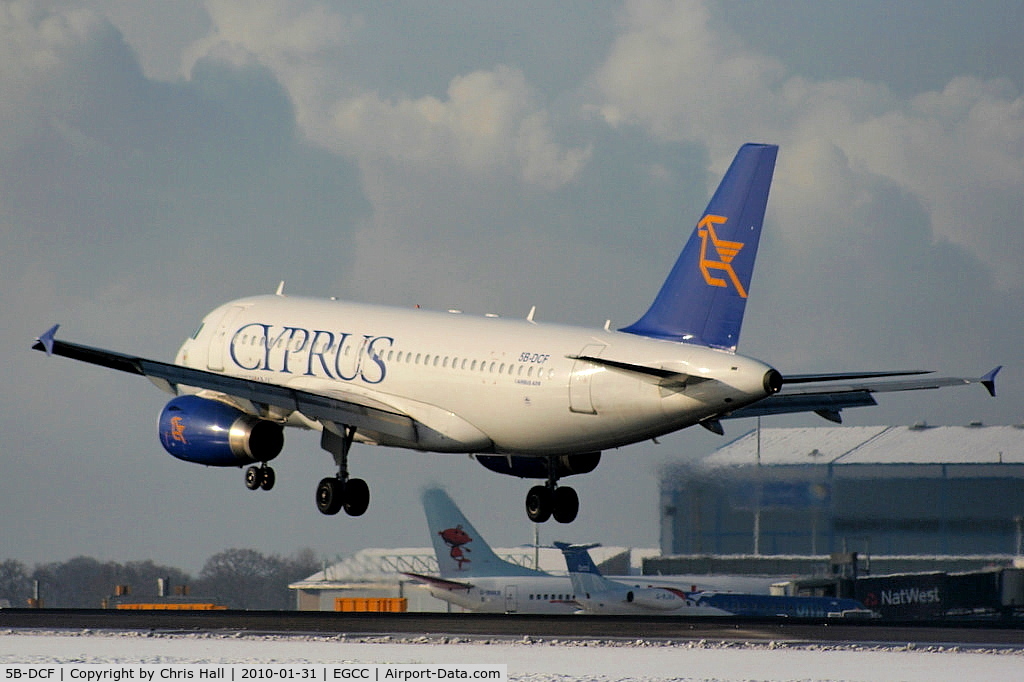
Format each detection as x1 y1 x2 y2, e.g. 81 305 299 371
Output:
763 369 783 395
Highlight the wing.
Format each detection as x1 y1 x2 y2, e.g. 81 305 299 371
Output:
32 324 418 443
725 367 1002 424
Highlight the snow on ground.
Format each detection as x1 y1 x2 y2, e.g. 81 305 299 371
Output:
2 629 1023 682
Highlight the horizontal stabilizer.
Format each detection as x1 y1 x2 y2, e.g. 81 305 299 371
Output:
782 370 930 384
566 354 712 389
402 572 473 591
726 367 1000 423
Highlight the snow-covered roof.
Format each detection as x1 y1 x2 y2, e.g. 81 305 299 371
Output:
698 425 1024 469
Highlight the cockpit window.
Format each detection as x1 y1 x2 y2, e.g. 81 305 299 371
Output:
190 323 205 340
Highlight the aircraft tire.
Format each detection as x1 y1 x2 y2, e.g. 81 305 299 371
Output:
260 466 276 491
344 478 370 516
245 466 263 490
525 485 552 523
316 477 344 515
552 486 579 523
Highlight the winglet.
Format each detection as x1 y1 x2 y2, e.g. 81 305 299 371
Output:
982 366 1002 398
35 324 60 356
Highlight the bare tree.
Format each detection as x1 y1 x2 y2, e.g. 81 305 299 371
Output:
0 559 31 607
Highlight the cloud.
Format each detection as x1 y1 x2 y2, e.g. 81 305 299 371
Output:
330 67 590 191
594 0 1024 291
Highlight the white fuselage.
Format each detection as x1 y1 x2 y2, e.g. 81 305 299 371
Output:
175 295 776 456
422 575 579 614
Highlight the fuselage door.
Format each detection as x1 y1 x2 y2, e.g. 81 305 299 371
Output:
569 343 607 414
504 585 518 613
206 306 246 371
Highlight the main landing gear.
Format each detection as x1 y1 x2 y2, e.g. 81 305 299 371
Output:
525 459 579 523
244 464 276 491
316 425 370 517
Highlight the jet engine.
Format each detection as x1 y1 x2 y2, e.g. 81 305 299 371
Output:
625 588 684 611
474 452 600 479
158 395 284 466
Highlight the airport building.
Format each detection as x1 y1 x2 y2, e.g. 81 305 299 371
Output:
659 424 1024 558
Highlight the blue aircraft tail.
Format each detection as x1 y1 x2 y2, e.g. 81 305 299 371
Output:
422 487 546 579
553 541 603 575
620 143 778 351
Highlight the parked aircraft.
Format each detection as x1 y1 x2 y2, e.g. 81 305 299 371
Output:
406 487 779 613
404 488 578 613
556 543 872 618
32 144 1000 523
554 542 729 615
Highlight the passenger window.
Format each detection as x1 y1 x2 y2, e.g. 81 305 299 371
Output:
499 363 505 374
415 353 422 364
471 360 477 371
433 356 440 367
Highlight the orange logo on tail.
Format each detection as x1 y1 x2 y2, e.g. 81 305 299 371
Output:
697 214 747 298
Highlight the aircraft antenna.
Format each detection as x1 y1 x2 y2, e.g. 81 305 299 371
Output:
275 281 286 296
527 306 536 323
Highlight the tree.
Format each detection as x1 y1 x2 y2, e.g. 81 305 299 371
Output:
0 559 31 607
30 557 193 608
196 548 320 610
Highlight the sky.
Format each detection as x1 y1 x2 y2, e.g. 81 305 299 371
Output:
2 0 1022 575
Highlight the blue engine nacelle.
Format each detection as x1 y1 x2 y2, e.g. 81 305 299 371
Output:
158 395 284 467
474 452 601 479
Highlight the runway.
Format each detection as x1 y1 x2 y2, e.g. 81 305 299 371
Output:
2 609 1022 648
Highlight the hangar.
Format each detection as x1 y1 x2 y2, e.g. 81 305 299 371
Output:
659 424 1024 557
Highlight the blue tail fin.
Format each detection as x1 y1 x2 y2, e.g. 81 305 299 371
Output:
553 542 603 575
620 143 778 351
422 487 546 578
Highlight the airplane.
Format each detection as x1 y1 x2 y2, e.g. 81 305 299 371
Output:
555 542 873 618
32 143 1001 524
554 542 729 615
686 590 873 619
403 487 578 613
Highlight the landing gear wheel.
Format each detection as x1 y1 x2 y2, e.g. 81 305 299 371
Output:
259 466 276 491
245 466 262 490
343 478 370 517
525 485 553 523
316 477 344 515
552 486 579 523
